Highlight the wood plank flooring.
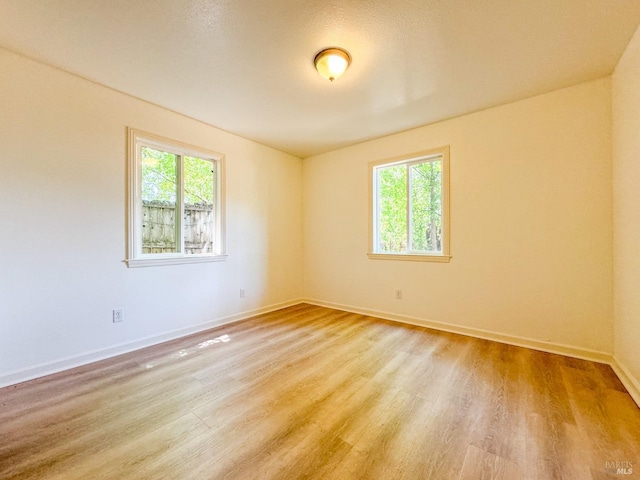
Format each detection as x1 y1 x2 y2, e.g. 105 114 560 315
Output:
1 303 639 479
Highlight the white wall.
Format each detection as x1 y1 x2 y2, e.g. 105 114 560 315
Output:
303 78 613 356
0 42 623 388
613 24 640 398
0 47 303 386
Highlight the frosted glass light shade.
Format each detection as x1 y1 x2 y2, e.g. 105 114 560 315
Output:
314 48 351 82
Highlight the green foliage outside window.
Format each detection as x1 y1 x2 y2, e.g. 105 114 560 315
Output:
377 159 442 253
141 147 214 206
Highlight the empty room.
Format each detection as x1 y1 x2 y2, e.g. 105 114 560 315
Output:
2 1 640 479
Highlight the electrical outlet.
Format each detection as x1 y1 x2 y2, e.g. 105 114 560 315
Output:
112 309 124 323
240 288 246 298
395 290 403 300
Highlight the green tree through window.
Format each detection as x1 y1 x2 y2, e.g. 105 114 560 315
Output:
371 148 450 261
127 129 225 267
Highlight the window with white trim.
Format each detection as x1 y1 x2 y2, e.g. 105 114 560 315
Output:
369 147 450 262
127 129 225 267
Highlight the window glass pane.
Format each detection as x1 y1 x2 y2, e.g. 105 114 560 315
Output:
184 156 215 254
141 147 177 254
410 159 442 253
377 164 407 253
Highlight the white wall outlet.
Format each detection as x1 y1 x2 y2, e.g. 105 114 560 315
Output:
240 288 246 298
395 290 403 300
112 309 124 323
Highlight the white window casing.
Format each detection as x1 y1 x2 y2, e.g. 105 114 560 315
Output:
126 128 226 267
368 146 451 263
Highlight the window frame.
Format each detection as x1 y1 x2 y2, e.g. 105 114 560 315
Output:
368 146 451 263
126 128 226 267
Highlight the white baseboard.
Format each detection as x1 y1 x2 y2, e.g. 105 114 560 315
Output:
610 357 640 408
302 298 640 408
302 298 612 364
5 298 639 411
0 299 303 389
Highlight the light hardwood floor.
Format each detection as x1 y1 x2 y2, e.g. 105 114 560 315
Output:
1 304 639 479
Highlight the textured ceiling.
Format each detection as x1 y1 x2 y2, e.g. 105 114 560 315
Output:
1 1 639 158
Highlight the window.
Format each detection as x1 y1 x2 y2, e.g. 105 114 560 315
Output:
369 146 450 262
126 129 225 267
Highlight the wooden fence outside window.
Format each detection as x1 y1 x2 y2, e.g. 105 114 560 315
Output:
141 200 214 254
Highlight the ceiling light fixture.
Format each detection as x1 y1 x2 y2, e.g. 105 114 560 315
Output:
314 47 351 82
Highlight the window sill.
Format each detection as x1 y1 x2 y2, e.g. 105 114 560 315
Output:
126 254 227 268
367 253 451 263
